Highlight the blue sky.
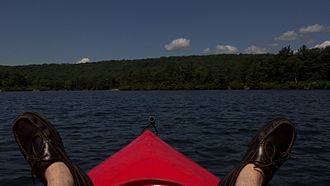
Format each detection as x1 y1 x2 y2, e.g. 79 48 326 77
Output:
1 0 329 65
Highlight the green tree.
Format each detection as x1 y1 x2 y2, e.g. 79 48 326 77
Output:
278 46 293 60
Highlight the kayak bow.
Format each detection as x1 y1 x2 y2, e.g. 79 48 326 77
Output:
88 130 220 186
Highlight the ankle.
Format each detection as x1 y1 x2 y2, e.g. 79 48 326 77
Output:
45 162 74 186
235 164 264 186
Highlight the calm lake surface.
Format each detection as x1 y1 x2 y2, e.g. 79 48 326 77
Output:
0 90 329 186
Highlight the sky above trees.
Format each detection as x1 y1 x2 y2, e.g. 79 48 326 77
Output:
0 0 329 65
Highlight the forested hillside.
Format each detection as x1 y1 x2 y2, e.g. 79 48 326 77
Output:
1 46 330 91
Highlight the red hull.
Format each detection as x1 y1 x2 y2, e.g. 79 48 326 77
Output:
88 130 220 186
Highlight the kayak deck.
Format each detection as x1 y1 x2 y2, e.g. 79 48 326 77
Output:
88 130 220 186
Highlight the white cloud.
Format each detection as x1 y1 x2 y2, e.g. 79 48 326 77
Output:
275 31 299 41
299 24 328 33
76 57 91 64
313 40 330 49
203 45 239 54
244 45 267 54
164 38 190 51
214 45 239 54
203 48 211 54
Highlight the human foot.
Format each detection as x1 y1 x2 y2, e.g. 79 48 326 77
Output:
220 118 296 186
12 112 93 186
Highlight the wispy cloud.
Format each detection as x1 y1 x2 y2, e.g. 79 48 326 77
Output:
299 24 329 33
164 38 190 51
76 57 91 64
203 45 239 54
203 48 211 53
274 24 329 43
275 31 299 41
244 45 267 54
215 45 239 54
312 40 330 49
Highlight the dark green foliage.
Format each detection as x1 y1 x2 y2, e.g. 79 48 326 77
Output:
278 45 294 60
1 46 330 91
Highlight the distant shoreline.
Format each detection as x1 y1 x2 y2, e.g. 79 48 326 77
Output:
1 46 330 91
1 85 330 92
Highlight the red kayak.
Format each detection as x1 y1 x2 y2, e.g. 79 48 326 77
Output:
88 130 220 186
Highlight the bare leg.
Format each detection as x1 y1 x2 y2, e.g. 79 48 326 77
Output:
13 112 93 185
235 164 263 186
44 162 74 186
220 118 296 186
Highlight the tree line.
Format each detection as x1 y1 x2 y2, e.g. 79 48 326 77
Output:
1 45 330 91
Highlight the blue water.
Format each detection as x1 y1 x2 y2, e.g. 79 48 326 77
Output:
0 90 329 185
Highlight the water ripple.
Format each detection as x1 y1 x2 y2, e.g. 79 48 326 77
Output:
1 90 330 185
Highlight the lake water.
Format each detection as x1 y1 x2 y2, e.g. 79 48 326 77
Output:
0 90 329 186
